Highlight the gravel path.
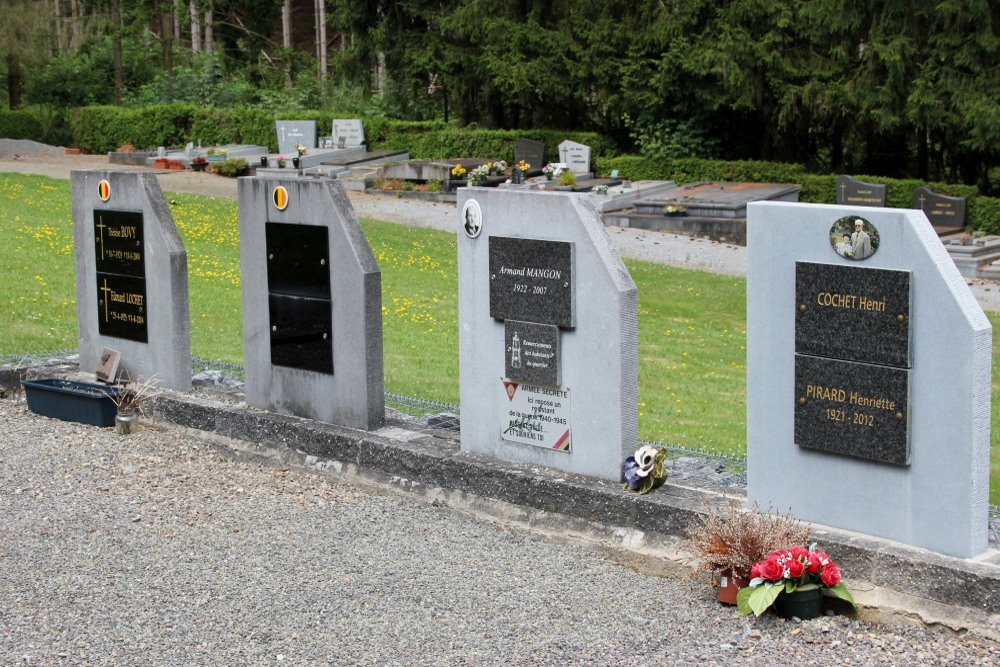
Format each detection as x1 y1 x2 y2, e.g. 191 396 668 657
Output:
2 399 998 664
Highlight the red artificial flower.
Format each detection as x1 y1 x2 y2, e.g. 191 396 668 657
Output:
807 552 822 574
821 563 842 586
786 558 806 579
757 556 784 581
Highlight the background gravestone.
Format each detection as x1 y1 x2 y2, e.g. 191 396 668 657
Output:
457 188 638 480
332 119 365 148
513 138 545 171
835 175 887 207
747 201 991 558
558 140 591 174
913 187 966 234
275 120 317 156
238 177 384 430
72 171 191 391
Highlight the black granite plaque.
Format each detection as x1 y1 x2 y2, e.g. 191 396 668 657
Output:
795 262 911 368
514 138 546 173
505 320 560 386
913 187 966 232
94 210 144 277
268 294 333 373
96 274 148 342
836 175 887 207
266 223 331 298
265 222 333 374
794 354 909 465
489 237 573 328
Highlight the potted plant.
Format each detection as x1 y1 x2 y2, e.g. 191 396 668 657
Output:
276 155 287 168
737 545 856 619
556 170 577 189
468 164 490 185
681 502 810 605
21 377 121 427
190 156 208 172
110 373 159 435
663 204 687 217
542 163 560 180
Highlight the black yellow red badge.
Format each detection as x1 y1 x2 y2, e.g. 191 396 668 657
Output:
272 186 289 211
98 179 111 202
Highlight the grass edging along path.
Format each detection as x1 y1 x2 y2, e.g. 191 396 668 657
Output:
1 173 998 504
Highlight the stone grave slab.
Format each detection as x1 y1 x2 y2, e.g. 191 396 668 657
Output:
72 171 191 391
913 187 966 234
514 138 546 174
276 120 317 156
558 140 591 174
238 177 384 430
836 175 887 207
458 189 638 480
747 201 991 558
332 119 365 148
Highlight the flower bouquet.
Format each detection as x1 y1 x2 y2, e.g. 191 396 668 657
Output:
622 445 667 494
294 142 308 156
450 164 467 179
468 164 491 185
542 163 561 180
737 545 856 618
490 160 507 175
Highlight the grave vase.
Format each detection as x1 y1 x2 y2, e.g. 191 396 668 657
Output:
292 157 300 169
260 156 269 167
773 585 822 620
115 411 138 435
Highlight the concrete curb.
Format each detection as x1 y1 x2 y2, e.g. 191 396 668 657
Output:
149 390 1000 638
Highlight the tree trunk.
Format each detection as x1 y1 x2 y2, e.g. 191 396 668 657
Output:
53 0 64 54
173 0 181 42
189 1 201 53
7 52 21 110
315 0 328 79
282 0 292 88
160 12 174 74
204 8 213 54
113 0 123 105
69 0 80 50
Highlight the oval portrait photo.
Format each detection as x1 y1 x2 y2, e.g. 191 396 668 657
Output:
829 216 879 260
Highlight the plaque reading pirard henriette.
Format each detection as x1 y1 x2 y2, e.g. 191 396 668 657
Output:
489 237 574 328
94 209 144 277
794 354 909 465
796 262 911 368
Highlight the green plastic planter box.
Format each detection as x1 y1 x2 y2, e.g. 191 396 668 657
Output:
21 378 121 427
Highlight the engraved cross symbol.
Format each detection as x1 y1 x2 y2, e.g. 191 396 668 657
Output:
99 278 112 322
95 216 107 260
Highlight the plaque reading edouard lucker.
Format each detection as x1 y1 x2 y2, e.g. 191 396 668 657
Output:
796 262 911 368
489 237 574 328
94 209 148 342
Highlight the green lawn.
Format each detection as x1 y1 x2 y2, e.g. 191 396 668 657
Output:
1 173 997 504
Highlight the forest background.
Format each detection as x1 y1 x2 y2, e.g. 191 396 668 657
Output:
1 1 998 194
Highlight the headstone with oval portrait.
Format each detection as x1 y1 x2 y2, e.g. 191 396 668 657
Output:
747 202 991 558
456 189 638 481
238 177 384 430
71 171 191 391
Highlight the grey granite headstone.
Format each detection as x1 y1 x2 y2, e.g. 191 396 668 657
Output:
747 201 991 558
513 138 545 171
558 140 591 174
72 171 191 391
913 187 966 232
458 189 638 480
238 177 383 430
275 120 317 156
332 119 365 147
836 175 887 207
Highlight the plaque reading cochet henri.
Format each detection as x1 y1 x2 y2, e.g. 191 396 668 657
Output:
265 222 333 374
505 320 560 386
489 237 574 328
500 380 572 451
794 354 910 465
796 262 911 368
94 209 148 342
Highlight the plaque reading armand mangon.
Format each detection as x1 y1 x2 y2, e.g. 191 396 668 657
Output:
489 237 574 328
795 262 912 368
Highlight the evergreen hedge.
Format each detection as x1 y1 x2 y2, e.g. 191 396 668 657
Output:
15 104 1000 233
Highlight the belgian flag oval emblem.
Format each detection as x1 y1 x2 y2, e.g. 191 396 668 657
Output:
98 179 111 202
272 186 289 211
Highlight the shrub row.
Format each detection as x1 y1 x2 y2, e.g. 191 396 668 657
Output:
5 104 999 232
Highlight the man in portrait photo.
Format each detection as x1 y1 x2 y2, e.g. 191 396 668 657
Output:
851 218 872 259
